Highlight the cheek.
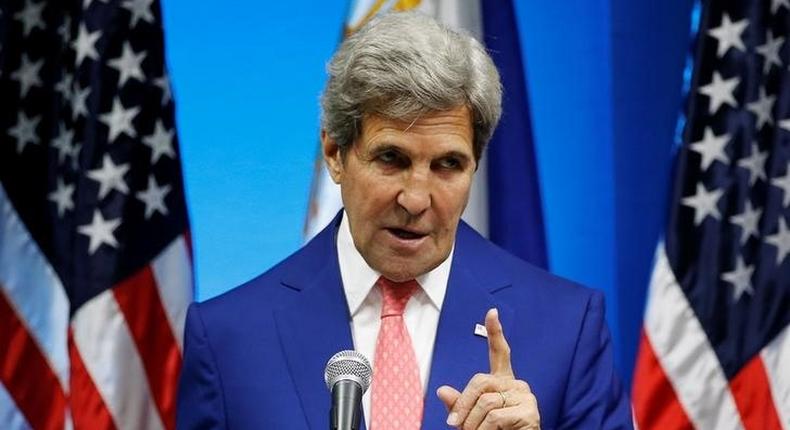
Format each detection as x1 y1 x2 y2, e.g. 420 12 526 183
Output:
344 179 397 224
359 177 402 208
435 180 473 216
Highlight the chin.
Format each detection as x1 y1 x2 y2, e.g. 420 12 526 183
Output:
377 266 418 283
376 257 440 282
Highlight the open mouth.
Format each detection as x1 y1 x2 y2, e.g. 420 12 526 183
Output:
387 228 427 240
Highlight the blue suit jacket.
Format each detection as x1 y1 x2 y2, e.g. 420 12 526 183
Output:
177 214 633 429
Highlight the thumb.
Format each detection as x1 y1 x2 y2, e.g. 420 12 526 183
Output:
436 385 461 411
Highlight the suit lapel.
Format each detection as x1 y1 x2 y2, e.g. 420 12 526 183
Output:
422 224 515 428
274 215 357 430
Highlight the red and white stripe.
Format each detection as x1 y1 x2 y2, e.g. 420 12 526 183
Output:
633 244 789 429
150 237 193 353
0 382 31 429
1 185 69 430
762 325 790 427
0 183 192 429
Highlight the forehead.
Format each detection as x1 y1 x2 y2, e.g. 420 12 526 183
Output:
358 106 474 154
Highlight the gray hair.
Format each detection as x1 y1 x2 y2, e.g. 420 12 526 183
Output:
320 12 502 162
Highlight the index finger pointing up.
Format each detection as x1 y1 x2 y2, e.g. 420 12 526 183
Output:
486 308 514 377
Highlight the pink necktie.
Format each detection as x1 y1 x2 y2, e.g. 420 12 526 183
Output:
370 277 423 430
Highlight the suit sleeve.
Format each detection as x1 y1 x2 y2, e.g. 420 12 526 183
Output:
559 291 633 430
176 303 227 429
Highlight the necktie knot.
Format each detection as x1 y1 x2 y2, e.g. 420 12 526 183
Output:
377 277 419 317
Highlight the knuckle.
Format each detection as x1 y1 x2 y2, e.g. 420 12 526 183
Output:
456 393 478 412
515 379 530 391
454 397 473 413
472 372 488 381
471 373 491 387
484 408 505 424
525 395 541 423
479 393 500 409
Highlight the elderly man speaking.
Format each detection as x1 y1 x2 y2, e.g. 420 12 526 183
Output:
176 12 632 430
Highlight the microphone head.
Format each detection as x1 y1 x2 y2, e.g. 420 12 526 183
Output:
324 350 372 393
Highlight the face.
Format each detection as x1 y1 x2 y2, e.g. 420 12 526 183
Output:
323 106 476 282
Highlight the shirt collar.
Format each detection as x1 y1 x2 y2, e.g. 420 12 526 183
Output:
336 211 453 315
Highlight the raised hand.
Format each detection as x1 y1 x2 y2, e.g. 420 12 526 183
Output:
436 308 540 430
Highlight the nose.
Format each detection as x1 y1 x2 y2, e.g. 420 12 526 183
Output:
397 170 431 216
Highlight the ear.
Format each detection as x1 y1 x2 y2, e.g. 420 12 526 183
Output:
321 130 344 184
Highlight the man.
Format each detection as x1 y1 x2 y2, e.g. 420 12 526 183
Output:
177 12 632 429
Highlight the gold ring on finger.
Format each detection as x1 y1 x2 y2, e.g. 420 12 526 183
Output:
498 391 507 408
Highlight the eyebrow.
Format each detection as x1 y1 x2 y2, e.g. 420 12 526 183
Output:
370 142 464 155
368 144 472 164
440 150 472 163
368 143 402 154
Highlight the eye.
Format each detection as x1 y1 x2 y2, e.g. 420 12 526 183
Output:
375 149 408 168
377 150 398 164
435 156 462 170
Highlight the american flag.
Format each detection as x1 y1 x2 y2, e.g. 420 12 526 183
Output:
0 0 192 429
632 0 790 428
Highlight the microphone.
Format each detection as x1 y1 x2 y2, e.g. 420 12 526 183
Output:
324 350 372 430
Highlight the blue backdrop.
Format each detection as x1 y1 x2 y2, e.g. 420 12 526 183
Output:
161 0 693 386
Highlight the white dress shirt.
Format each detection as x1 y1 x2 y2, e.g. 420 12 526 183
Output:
336 211 452 428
